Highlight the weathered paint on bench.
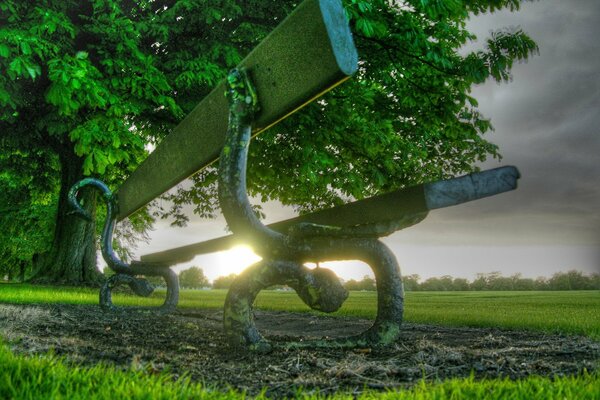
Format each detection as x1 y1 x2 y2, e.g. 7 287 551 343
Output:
116 0 357 220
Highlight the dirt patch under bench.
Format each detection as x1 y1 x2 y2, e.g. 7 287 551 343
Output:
0 303 597 397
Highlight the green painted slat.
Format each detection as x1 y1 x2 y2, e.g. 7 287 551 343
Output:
141 167 520 265
116 0 357 220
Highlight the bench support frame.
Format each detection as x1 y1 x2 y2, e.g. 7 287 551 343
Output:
219 69 405 351
68 179 179 313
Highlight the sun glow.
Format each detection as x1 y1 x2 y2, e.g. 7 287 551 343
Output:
208 247 373 283
214 245 262 277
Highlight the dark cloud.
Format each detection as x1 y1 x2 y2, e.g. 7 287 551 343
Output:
426 0 600 245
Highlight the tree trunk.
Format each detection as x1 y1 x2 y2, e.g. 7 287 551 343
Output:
19 260 25 282
31 146 103 286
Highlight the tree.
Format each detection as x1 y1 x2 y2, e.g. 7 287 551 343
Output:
512 275 536 291
470 273 488 291
178 266 209 289
0 0 180 284
0 150 57 281
534 276 549 290
344 279 360 291
358 275 376 291
486 272 514 291
420 275 455 291
452 278 470 291
548 270 594 291
403 274 421 291
344 275 376 291
591 274 600 290
1 0 538 284
212 273 238 290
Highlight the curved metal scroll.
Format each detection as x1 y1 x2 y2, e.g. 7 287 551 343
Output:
68 179 179 313
219 69 404 352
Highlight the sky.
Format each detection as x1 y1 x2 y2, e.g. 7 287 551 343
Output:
129 0 600 283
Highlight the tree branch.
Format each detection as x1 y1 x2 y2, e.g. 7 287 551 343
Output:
356 33 462 77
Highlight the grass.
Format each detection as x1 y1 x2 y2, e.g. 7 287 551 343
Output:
0 342 238 400
338 290 600 340
1 284 598 339
1 284 599 398
0 342 598 399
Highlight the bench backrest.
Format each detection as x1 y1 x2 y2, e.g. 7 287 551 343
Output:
115 0 358 220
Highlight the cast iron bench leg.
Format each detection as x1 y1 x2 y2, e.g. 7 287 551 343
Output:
220 69 404 351
224 237 403 352
69 179 180 313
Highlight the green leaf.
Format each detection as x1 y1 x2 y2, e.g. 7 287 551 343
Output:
357 2 371 13
20 42 31 55
107 151 117 165
8 58 23 76
25 65 41 80
94 152 108 174
356 18 375 37
0 44 9 58
82 156 93 176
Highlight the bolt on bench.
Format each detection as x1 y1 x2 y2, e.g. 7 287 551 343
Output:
69 0 520 352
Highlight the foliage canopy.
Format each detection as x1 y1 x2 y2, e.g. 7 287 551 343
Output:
0 0 538 280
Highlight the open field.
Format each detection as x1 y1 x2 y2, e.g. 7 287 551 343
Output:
0 284 598 398
1 284 598 339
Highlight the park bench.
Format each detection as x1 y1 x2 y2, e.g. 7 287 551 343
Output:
69 0 520 352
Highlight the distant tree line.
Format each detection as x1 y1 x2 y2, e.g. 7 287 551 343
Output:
403 270 600 291
79 268 599 291
344 276 377 291
338 270 600 292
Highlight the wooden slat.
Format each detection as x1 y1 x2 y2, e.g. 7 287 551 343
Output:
116 0 358 220
141 166 520 265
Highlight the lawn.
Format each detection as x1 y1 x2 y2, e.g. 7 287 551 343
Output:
1 284 598 338
0 284 598 399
